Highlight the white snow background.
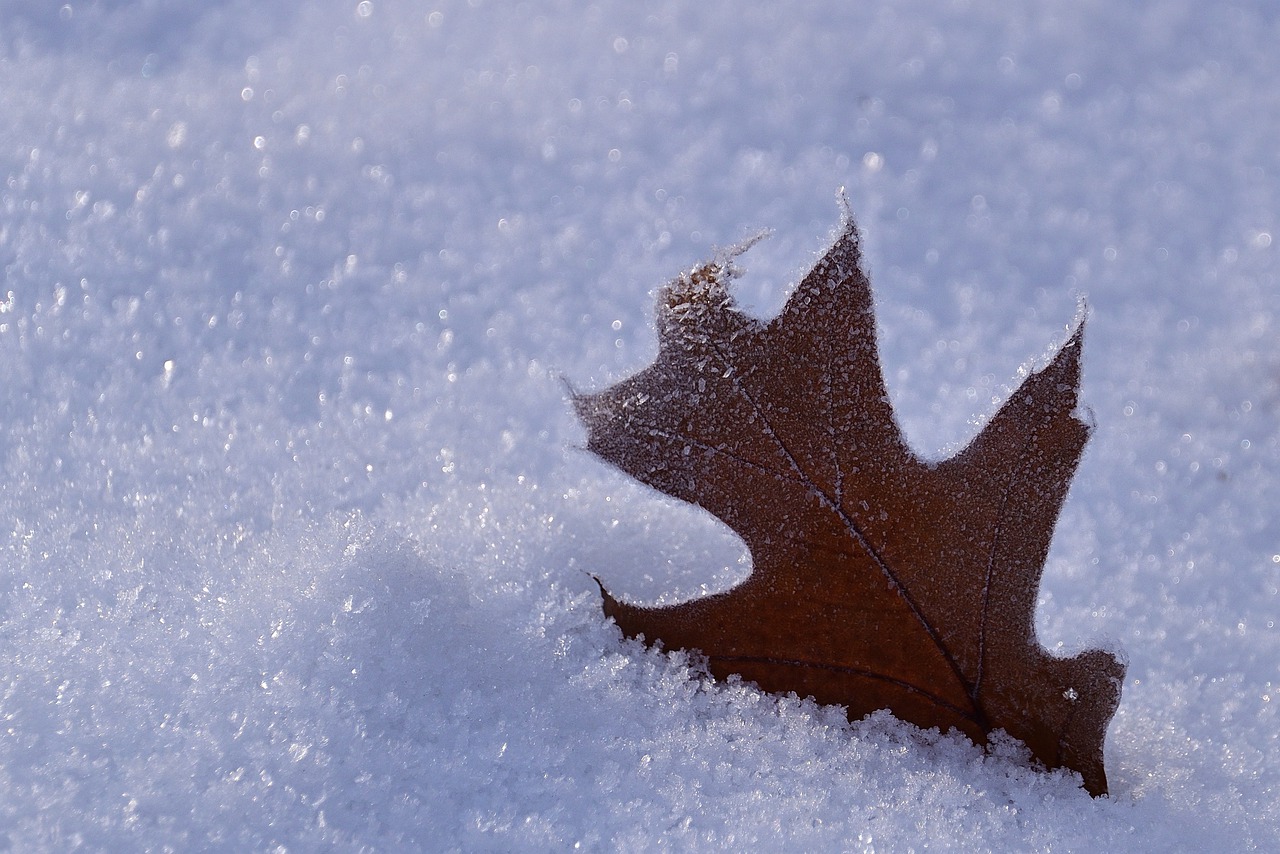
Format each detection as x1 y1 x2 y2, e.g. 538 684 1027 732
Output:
2 1 1278 849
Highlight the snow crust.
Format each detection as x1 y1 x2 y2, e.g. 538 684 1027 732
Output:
1 1 1277 848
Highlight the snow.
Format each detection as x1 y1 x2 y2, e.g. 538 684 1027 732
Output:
1 0 1277 849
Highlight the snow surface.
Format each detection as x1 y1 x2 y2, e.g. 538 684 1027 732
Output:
1 0 1277 849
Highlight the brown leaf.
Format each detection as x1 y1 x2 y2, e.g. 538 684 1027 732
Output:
573 204 1125 796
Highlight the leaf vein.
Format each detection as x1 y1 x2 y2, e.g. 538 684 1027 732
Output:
708 341 978 717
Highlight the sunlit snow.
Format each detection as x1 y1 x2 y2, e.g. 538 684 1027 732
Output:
1 1 1277 849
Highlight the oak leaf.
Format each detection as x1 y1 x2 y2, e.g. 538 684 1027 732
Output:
573 202 1126 795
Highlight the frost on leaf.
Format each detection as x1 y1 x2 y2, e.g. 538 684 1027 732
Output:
657 230 769 351
571 200 1126 796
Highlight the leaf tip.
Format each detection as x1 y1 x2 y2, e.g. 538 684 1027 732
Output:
594 575 631 627
589 572 608 598
1064 297 1088 356
563 374 596 423
1071 293 1090 330
836 185 854 226
558 371 581 404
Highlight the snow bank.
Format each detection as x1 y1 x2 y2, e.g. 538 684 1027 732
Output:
1 0 1277 848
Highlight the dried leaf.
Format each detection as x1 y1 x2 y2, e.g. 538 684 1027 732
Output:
572 202 1125 795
